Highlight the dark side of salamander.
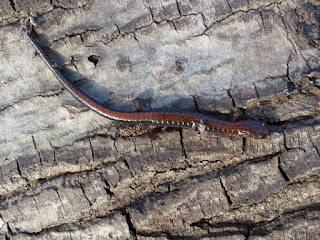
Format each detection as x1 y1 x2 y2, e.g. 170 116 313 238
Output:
20 18 271 139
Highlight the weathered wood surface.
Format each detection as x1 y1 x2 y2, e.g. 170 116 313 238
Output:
0 0 320 239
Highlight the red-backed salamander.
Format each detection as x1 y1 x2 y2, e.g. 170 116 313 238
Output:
20 21 271 139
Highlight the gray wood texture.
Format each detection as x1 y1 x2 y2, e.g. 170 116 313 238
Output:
0 0 319 239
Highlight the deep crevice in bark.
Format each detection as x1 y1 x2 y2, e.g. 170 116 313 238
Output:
9 0 15 11
88 138 95 160
219 177 233 206
125 210 138 239
101 177 114 197
79 182 92 206
278 156 290 182
179 130 187 158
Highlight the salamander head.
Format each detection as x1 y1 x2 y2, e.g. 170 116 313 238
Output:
238 120 271 139
198 117 271 139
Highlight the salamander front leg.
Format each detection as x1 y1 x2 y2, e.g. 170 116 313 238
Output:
140 123 161 140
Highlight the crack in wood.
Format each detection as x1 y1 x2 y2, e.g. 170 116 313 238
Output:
79 182 92 206
88 138 95 161
227 89 236 108
101 177 114 197
277 156 290 182
1 1 319 238
15 160 23 179
0 89 64 114
175 0 182 16
179 130 187 158
6 222 12 236
32 135 43 167
125 210 138 239
219 177 233 206
8 0 15 11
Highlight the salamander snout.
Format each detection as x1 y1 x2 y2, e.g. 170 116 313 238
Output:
239 120 271 139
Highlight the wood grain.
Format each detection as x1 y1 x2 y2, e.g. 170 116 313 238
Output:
0 0 319 239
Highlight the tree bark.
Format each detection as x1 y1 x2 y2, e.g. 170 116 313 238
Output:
0 0 319 239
